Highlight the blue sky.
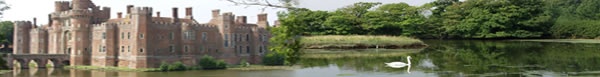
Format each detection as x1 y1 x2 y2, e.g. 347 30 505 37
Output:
3 0 434 25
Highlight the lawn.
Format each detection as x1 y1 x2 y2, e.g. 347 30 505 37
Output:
302 35 427 49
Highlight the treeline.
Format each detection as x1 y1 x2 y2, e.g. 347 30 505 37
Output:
276 0 600 39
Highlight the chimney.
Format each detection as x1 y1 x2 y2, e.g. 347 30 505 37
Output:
236 16 247 24
33 18 37 27
156 12 160 17
48 14 52 26
185 7 192 16
172 7 179 22
126 5 134 14
117 12 122 18
212 9 220 18
258 13 267 22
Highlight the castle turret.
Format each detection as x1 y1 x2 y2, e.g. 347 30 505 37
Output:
13 21 32 54
130 7 153 68
69 0 94 65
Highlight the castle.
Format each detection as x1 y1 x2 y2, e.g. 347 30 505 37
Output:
13 0 270 68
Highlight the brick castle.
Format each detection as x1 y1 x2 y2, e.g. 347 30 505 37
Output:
13 0 270 68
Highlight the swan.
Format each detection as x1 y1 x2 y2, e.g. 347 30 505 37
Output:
385 56 411 68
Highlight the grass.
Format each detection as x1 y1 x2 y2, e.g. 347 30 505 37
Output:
0 70 10 75
301 49 422 59
227 65 298 71
64 65 161 72
302 35 427 49
511 39 600 44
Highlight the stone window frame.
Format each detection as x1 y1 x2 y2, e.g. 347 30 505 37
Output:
202 32 207 41
121 46 124 52
246 46 250 54
140 33 144 39
246 34 249 42
121 32 124 39
169 45 175 52
224 33 229 47
184 45 189 52
139 48 144 53
170 32 175 40
128 46 131 52
102 32 106 39
128 32 131 39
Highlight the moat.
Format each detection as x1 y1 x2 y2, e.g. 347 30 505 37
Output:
3 40 600 77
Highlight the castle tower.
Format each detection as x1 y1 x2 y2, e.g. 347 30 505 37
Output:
130 7 153 68
13 21 32 54
69 0 94 66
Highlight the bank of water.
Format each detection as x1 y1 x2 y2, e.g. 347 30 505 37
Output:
4 40 600 77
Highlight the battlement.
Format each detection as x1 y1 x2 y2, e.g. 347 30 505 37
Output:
55 1 70 12
92 23 117 30
14 21 32 27
131 7 153 14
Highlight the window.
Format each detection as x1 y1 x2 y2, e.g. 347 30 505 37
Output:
246 34 249 41
259 46 263 53
202 32 207 41
128 46 131 52
184 45 189 52
262 35 267 42
200 45 205 52
121 46 124 52
139 48 144 52
102 46 106 52
224 34 229 47
121 32 124 39
140 33 144 39
170 32 175 40
128 32 131 39
169 45 175 52
246 46 250 53
67 33 72 40
102 32 106 39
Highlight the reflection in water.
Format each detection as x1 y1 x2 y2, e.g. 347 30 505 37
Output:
5 40 600 77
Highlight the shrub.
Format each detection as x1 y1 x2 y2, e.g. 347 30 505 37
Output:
159 62 169 71
262 52 285 66
550 17 600 39
159 61 188 71
168 62 186 71
199 55 227 69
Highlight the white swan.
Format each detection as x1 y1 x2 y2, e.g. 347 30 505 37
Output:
385 56 411 68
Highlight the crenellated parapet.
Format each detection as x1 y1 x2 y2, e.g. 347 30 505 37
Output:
55 1 70 12
92 23 117 30
131 7 153 15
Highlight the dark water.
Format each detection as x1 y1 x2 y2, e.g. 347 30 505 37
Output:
4 40 600 77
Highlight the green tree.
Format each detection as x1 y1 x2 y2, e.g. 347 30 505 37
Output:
0 21 14 44
441 0 552 38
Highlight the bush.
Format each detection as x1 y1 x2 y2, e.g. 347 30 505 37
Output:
159 61 188 71
198 55 227 69
168 62 186 71
0 57 6 69
550 17 600 38
262 52 285 66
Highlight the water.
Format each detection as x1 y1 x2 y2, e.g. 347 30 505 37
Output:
4 40 600 77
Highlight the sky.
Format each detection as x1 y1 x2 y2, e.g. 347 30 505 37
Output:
2 0 434 26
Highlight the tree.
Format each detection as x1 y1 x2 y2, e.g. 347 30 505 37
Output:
0 21 13 44
440 0 551 38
